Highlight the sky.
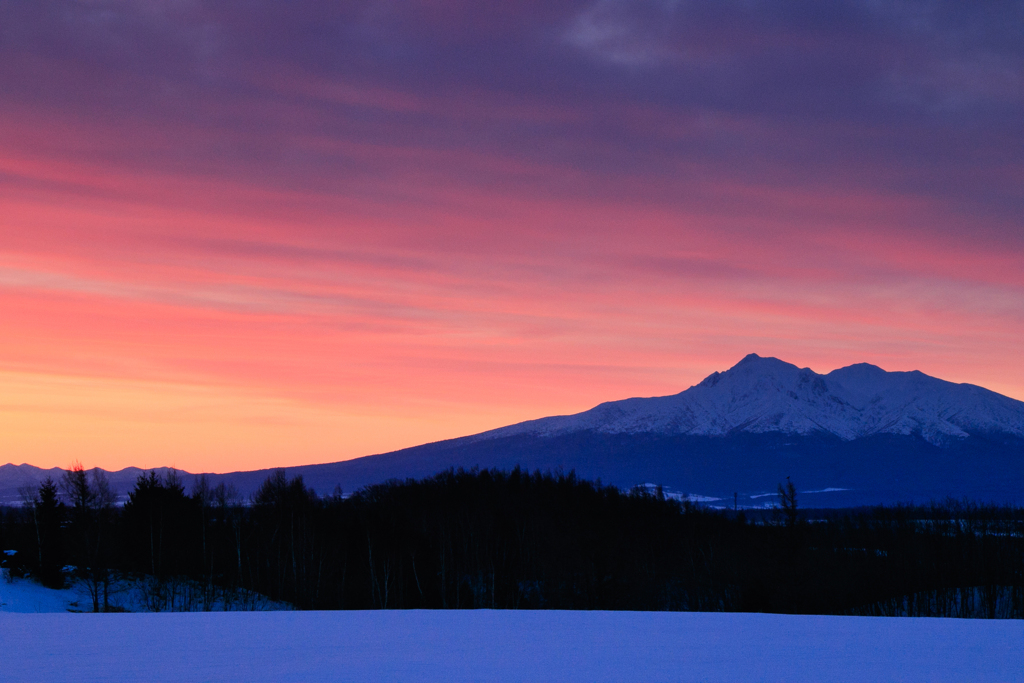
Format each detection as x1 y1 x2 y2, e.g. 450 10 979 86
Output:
1 1 1022 473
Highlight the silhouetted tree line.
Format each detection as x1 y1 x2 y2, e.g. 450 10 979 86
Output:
2 466 1023 616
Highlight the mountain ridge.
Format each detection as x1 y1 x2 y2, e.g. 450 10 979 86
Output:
475 354 1024 446
3 355 1023 507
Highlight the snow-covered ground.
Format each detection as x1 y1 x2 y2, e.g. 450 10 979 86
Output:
3 573 1022 681
1 609 1021 682
0 575 93 613
0 575 285 613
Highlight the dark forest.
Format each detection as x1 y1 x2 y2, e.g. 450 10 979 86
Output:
2 466 1022 617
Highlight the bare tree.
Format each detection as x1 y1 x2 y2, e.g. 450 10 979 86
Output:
777 477 798 528
60 461 93 511
61 463 118 611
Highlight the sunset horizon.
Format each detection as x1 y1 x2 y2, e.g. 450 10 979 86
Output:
3 352 1019 475
3 1 1021 474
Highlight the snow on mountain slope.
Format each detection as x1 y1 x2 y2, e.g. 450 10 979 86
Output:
480 354 1024 446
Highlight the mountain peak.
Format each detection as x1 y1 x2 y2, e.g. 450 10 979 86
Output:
728 353 801 374
842 362 884 371
827 362 887 378
484 355 1024 446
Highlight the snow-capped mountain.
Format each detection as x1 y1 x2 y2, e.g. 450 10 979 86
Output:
479 354 1024 447
4 355 1023 507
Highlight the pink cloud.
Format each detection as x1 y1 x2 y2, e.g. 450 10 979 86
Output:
0 1 1021 470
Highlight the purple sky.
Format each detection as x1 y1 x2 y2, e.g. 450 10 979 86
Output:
1 1 1022 471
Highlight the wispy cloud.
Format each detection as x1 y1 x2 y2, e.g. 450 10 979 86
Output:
0 0 1022 469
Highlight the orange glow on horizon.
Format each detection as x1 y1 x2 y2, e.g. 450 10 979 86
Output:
2 3 1022 473
2 179 1022 473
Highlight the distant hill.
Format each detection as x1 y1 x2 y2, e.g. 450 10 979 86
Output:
4 355 1023 507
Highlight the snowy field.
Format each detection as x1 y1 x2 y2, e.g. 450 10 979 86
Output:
2 608 1021 682
0 575 284 613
